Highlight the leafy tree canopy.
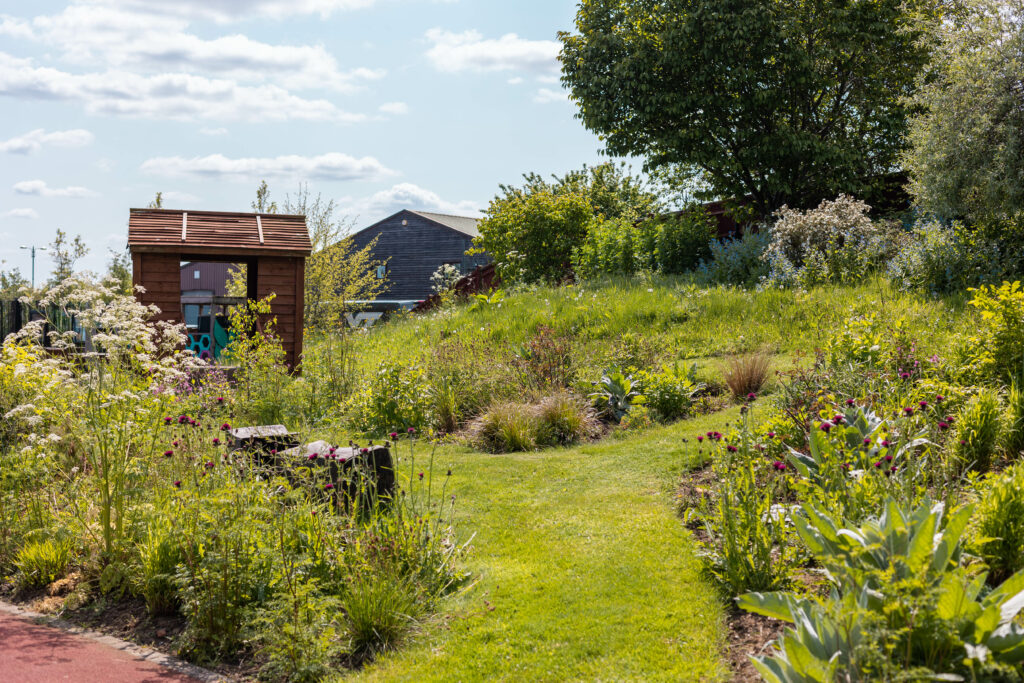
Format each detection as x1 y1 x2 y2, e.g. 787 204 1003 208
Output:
904 0 1024 230
473 163 658 284
560 0 939 215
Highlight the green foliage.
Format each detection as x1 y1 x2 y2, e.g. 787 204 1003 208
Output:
472 163 656 284
966 281 1024 382
513 325 576 390
637 361 704 422
951 388 1005 473
341 573 424 662
222 295 291 424
905 1 1024 229
47 228 89 285
970 461 1024 584
888 219 1006 295
560 0 934 214
16 535 72 588
472 402 537 453
572 208 714 279
741 499 1024 681
695 231 771 287
699 410 795 594
1009 379 1024 457
590 369 645 422
134 516 187 616
534 393 596 447
345 360 433 436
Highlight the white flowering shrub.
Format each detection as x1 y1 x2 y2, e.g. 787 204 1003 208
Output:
763 195 898 288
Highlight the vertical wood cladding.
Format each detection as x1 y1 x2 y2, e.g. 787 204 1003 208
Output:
133 253 182 324
255 256 301 370
349 211 485 301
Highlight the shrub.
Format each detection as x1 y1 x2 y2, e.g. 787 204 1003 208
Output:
514 325 575 389
572 207 714 278
723 351 772 400
16 535 72 589
763 194 897 288
346 360 433 435
638 361 704 422
951 388 1005 472
970 461 1024 583
966 281 1024 382
695 230 771 287
1008 379 1024 458
888 220 1005 295
471 403 537 453
534 393 598 447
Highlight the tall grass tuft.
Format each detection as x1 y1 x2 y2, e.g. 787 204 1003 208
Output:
952 388 1005 472
534 393 599 447
723 350 772 400
471 403 538 453
341 574 423 663
16 535 73 589
1007 379 1024 458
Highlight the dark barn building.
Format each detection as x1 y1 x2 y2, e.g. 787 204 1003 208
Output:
349 210 489 305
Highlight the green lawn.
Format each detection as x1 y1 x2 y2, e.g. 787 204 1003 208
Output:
347 409 742 682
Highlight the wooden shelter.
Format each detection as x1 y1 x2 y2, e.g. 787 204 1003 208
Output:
127 208 312 369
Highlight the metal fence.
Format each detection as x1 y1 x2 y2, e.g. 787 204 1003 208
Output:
0 299 26 341
0 300 83 347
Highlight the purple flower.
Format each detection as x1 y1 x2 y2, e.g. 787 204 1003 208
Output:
874 461 883 468
820 422 833 433
881 439 890 447
900 372 911 380
163 416 173 425
216 396 225 404
178 415 189 424
903 407 914 416
163 449 173 457
772 461 786 471
338 456 348 463
697 435 704 442
418 471 424 480
863 437 871 446
884 454 893 462
832 414 845 424
938 421 949 430
360 447 369 454
389 432 398 439
746 392 756 401
408 427 416 434
845 398 855 406
918 400 928 409
212 438 220 446
173 480 181 488
204 461 214 469
890 465 898 473
308 453 318 460
324 483 335 490
767 432 776 438
220 422 231 431
936 395 945 403
726 445 738 453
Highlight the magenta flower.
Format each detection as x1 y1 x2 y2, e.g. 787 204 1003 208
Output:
936 395 945 403
408 427 416 434
767 432 776 438
890 466 898 473
918 400 928 409
220 422 231 431
216 396 225 404
746 392 756 401
820 421 833 433
726 445 738 453
163 417 173 425
874 461 883 468
884 454 893 463
697 435 704 442
900 372 911 379
772 461 786 471
418 471 424 480
832 414 845 424
212 438 220 446
308 453 318 460
863 437 871 445
204 461 214 469
938 421 949 430
163 449 173 457
389 431 398 439
845 398 855 406
324 483 335 490
360 447 369 454
173 480 181 488
903 407 914 416
881 439 890 447
338 456 348 463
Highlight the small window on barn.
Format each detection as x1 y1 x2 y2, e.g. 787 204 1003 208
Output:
193 269 200 280
376 265 386 279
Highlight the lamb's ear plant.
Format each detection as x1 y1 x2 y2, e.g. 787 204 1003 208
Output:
740 499 1024 682
589 368 645 422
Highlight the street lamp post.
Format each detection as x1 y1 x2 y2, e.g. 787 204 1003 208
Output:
19 245 48 290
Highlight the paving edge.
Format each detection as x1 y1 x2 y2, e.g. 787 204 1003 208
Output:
0 600 226 683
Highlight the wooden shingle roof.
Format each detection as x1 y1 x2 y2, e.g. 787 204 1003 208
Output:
128 209 312 257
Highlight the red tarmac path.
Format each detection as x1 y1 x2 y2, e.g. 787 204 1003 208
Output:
0 607 214 683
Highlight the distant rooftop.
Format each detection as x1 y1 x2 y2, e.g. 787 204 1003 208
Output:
407 210 480 237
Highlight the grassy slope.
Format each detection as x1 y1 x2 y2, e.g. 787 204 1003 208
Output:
348 411 738 682
327 279 970 681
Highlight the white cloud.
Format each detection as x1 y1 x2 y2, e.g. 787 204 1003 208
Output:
0 52 362 123
3 208 39 219
140 152 395 182
27 6 383 93
507 76 523 85
378 102 409 115
0 15 32 39
199 127 228 136
347 183 480 220
0 128 94 154
13 180 98 197
425 29 560 74
83 0 377 23
534 87 569 104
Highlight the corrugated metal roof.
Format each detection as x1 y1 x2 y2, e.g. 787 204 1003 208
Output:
408 211 481 237
127 209 312 255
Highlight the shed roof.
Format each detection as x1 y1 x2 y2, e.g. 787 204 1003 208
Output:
127 209 312 256
407 211 480 237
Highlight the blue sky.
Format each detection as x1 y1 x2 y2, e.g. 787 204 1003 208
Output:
0 0 605 280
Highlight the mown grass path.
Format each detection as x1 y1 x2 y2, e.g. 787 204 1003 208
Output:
350 411 740 682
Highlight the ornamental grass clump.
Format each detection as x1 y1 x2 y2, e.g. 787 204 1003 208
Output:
951 388 1005 473
969 460 1024 584
723 350 772 401
1008 379 1024 457
471 402 538 453
15 534 73 589
534 392 599 447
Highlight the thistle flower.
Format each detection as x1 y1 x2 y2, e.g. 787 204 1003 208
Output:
697 435 704 442
389 432 398 439
918 400 928 409
884 454 893 462
845 398 855 406
881 439 890 447
447 469 452 476
173 480 181 488
772 461 786 471
163 449 173 457
212 438 220 446
820 421 833 433
418 472 424 480
324 483 334 490
726 445 738 453
746 392 756 401
408 427 416 434
900 372 911 380
938 421 949 430
936 395 945 403
874 461 883 468
220 422 231 431
863 437 871 445
204 461 214 469
360 447 369 454
163 416 173 425
308 453 318 460
903 407 914 416
767 432 776 438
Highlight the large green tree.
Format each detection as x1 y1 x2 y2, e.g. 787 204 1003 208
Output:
560 0 937 215
904 0 1024 229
